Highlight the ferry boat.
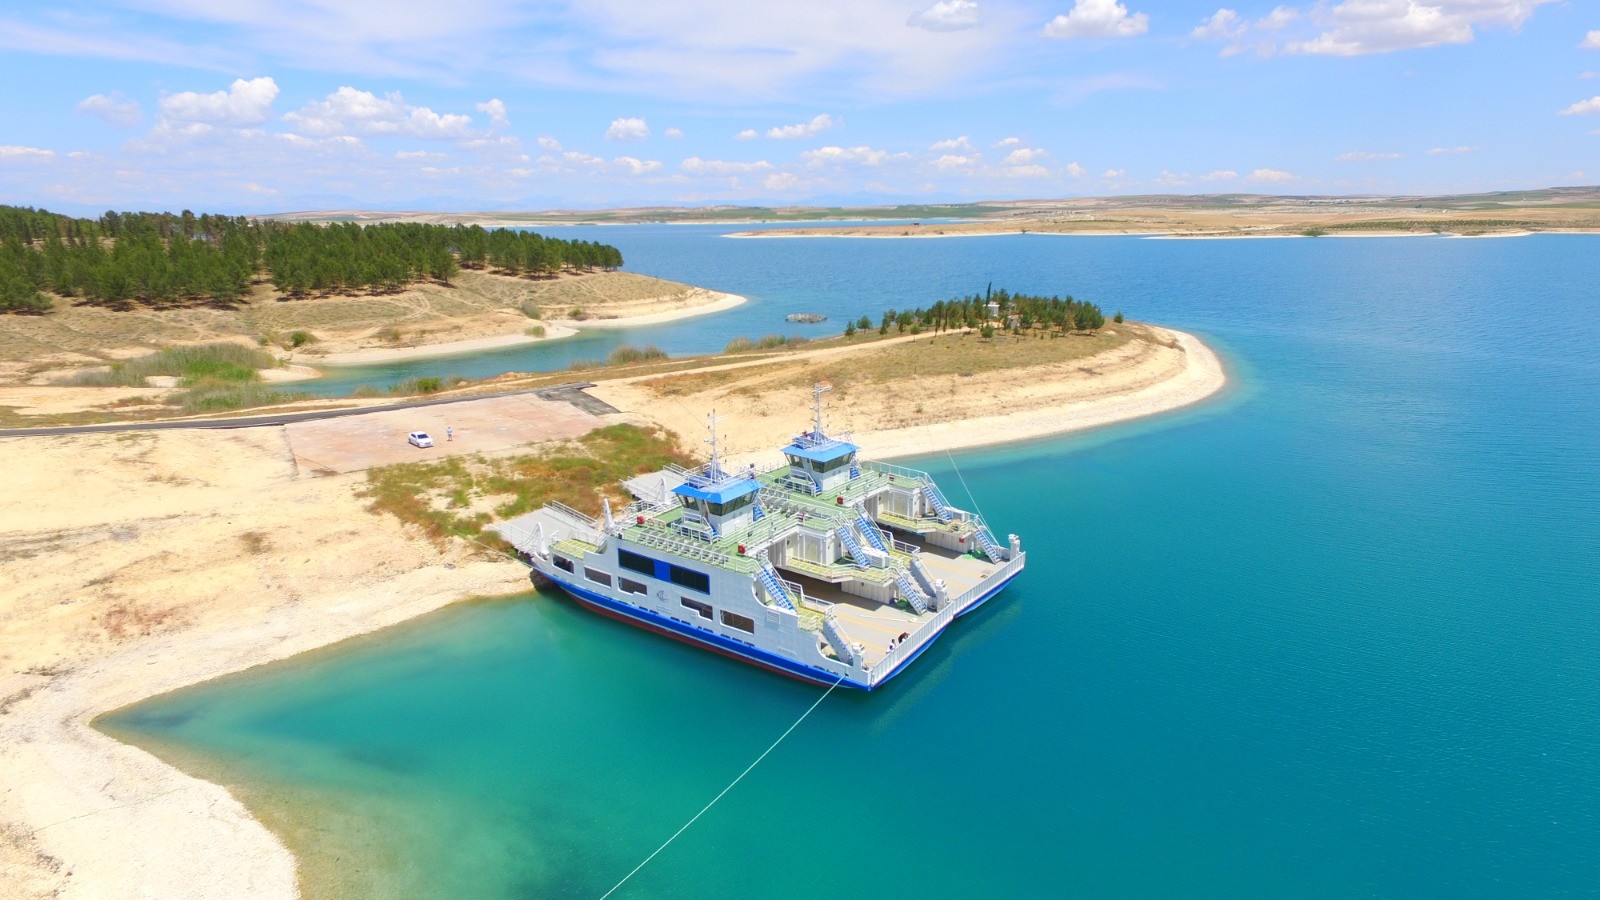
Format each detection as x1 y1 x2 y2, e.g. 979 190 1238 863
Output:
495 387 1025 690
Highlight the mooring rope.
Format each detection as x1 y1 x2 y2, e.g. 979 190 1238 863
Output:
944 447 991 527
597 674 845 899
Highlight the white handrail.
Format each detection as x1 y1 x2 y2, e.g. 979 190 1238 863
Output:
867 552 1025 685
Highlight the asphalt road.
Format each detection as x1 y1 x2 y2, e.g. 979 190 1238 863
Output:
0 382 618 437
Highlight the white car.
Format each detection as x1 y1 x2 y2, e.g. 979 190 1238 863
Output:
407 431 435 449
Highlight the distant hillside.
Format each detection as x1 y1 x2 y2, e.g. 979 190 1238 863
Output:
0 206 624 313
264 186 1600 229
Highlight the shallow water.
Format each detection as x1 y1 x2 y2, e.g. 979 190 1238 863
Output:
105 231 1600 898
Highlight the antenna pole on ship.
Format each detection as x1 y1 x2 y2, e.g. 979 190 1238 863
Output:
705 409 722 477
811 383 831 438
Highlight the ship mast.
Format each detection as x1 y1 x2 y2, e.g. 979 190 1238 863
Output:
811 382 831 439
705 408 724 478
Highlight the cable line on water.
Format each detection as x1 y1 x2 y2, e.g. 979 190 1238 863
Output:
597 674 845 900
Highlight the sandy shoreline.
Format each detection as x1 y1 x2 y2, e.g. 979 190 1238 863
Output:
294 290 744 368
0 325 1223 900
299 323 580 366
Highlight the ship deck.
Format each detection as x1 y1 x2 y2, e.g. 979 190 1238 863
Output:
788 534 1006 666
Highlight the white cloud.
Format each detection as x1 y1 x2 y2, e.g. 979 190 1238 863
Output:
1582 72 1599 80
1427 145 1478 154
1258 6 1299 30
536 136 562 150
766 114 837 139
475 99 509 127
801 145 889 166
1559 96 1600 115
1248 167 1296 183
934 154 976 170
1001 164 1050 178
1582 30 1600 50
931 136 974 151
735 128 760 140
1043 0 1150 39
1065 161 1086 178
994 136 1023 148
1003 147 1048 165
1202 169 1238 181
1193 9 1245 41
613 156 662 174
395 149 446 160
605 117 649 140
0 145 56 161
909 0 981 31
1337 150 1404 161
1155 170 1190 186
161 76 279 125
664 126 684 138
77 92 143 128
1102 168 1125 178
285 87 473 138
681 157 773 175
1284 0 1557 57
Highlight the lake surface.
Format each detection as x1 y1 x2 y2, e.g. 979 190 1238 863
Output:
104 230 1600 898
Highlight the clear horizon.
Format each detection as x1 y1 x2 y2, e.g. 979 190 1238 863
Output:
2 0 1598 214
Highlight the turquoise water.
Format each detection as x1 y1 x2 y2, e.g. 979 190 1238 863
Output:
105 232 1600 897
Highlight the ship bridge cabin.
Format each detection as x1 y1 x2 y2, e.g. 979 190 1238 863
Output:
778 430 859 495
671 464 761 538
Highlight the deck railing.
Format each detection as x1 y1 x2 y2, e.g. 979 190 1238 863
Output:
860 459 933 483
865 552 1026 686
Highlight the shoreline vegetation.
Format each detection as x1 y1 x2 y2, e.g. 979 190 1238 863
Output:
0 205 739 396
0 299 1223 899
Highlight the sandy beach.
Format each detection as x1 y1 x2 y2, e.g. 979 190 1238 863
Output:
300 323 580 366
0 324 1223 900
546 288 746 329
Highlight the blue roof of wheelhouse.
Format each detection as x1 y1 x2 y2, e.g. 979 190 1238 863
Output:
673 477 760 504
782 438 858 463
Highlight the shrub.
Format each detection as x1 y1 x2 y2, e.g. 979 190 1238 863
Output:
844 321 857 336
525 325 546 338
724 336 756 353
391 376 446 395
520 299 541 319
1113 311 1124 324
568 358 601 371
607 344 668 365
289 330 315 348
65 343 275 387
171 381 306 412
980 324 996 339
569 307 588 321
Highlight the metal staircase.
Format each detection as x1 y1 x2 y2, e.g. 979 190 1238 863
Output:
921 484 955 523
821 611 861 666
836 525 872 567
972 526 1005 562
756 562 797 611
894 568 931 615
855 512 888 552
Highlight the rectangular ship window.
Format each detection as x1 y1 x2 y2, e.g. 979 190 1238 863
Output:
668 564 711 594
619 577 648 596
681 597 713 619
720 611 756 634
553 556 575 573
618 549 655 576
584 567 612 587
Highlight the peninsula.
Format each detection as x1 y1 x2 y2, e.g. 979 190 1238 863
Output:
0 291 1223 898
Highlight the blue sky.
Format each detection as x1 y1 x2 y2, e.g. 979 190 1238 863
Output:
1 0 1597 213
